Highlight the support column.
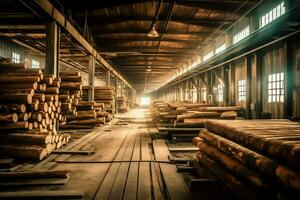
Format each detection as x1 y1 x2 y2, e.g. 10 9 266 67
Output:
106 70 111 86
115 78 118 114
45 20 59 77
223 64 229 106
285 40 293 118
246 55 252 119
256 51 263 118
88 55 95 101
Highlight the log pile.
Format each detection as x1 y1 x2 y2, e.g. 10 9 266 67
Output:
152 101 240 127
60 101 108 129
0 61 70 160
193 119 300 197
83 86 115 113
117 96 128 113
58 71 83 119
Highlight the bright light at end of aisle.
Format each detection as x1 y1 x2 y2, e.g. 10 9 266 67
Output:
140 96 150 106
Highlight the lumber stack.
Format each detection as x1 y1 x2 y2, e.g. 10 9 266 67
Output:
152 101 240 127
193 119 300 197
0 61 70 160
117 96 128 113
60 100 107 129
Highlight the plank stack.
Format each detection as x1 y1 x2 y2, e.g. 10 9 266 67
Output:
0 61 70 161
152 101 240 127
193 119 300 198
117 96 128 113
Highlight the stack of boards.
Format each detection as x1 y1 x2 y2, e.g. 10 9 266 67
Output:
0 60 70 161
193 119 300 198
152 101 240 127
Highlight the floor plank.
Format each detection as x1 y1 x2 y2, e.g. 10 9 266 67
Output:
137 162 151 200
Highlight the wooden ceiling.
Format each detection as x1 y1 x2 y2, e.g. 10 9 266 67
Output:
0 0 261 93
56 0 260 93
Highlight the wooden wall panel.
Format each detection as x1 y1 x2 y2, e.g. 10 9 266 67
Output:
292 41 300 117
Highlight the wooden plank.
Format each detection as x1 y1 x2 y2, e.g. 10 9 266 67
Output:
93 131 132 200
109 132 136 200
0 177 70 186
0 158 14 167
153 139 170 162
0 190 83 199
123 162 139 200
137 162 151 200
160 163 192 200
151 162 164 200
52 150 95 155
131 131 141 161
141 132 151 161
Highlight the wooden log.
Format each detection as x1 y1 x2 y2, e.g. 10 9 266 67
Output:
0 82 38 90
32 93 45 102
0 62 27 70
60 76 83 82
0 133 52 145
66 111 96 121
45 95 54 102
197 141 268 188
0 76 39 83
42 75 54 85
0 145 47 160
18 113 29 121
220 111 237 119
0 88 35 95
0 113 18 123
205 120 300 169
0 122 29 131
0 94 32 104
26 102 39 111
60 82 82 90
199 130 300 191
45 87 59 94
0 104 26 113
59 95 70 101
197 152 265 200
61 103 72 111
38 103 48 113
66 117 105 125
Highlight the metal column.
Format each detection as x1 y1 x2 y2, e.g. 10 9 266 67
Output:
88 55 95 101
106 70 111 86
45 20 59 77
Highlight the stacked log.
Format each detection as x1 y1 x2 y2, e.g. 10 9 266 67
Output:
83 86 115 113
58 71 83 120
0 61 70 160
60 101 107 129
117 96 128 113
151 101 240 127
193 119 300 197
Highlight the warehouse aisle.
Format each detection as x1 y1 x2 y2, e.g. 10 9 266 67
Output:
31 108 193 200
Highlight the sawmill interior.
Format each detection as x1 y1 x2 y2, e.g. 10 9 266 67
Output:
0 0 300 199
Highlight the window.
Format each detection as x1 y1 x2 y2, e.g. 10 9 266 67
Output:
268 72 284 103
238 79 246 102
217 84 224 102
233 26 250 44
203 51 214 61
12 52 20 63
201 88 207 102
259 1 285 28
215 43 226 54
32 60 40 68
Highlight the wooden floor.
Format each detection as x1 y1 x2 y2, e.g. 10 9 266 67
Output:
1 109 194 200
